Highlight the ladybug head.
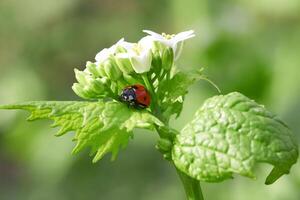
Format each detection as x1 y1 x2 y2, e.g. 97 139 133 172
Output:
120 87 136 106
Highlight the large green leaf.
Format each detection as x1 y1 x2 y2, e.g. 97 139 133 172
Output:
172 92 298 184
0 101 162 162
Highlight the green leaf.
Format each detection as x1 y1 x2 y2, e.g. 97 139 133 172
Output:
0 101 163 162
172 92 298 184
159 70 203 119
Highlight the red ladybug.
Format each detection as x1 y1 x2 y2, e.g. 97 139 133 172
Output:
120 84 151 108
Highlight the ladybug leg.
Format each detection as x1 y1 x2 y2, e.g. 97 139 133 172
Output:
139 104 147 109
133 101 146 109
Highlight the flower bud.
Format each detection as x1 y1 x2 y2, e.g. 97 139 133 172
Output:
95 63 108 78
123 74 138 85
86 61 100 77
161 47 174 71
88 78 105 94
115 54 134 74
84 85 107 99
130 48 152 74
74 69 89 85
151 49 162 72
100 77 109 85
103 58 122 80
115 46 127 53
73 68 111 99
152 40 162 52
72 83 90 99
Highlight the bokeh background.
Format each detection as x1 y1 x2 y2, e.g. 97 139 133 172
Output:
0 0 300 199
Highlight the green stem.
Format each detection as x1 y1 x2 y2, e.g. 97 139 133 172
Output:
142 74 154 94
176 168 204 200
148 71 205 200
155 125 204 200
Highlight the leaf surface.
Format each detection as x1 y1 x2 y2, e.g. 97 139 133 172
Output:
159 70 203 118
172 92 298 184
0 101 162 162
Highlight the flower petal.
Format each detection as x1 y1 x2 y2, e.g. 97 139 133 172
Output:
138 36 155 49
115 52 130 59
172 30 195 43
116 39 135 51
95 48 111 63
130 48 152 74
143 30 165 40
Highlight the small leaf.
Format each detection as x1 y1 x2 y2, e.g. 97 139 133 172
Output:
159 70 203 118
0 101 162 162
172 92 298 184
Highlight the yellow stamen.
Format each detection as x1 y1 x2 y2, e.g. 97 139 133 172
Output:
162 33 175 40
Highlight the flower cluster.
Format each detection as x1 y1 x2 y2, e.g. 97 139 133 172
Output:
72 30 195 100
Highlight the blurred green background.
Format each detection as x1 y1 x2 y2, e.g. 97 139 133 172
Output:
0 0 299 199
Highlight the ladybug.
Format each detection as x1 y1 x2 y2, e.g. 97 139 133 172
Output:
120 84 151 109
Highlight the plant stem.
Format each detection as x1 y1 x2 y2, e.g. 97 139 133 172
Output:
150 73 205 200
176 168 204 200
155 125 205 200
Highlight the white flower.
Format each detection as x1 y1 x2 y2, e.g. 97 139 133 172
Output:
143 30 195 60
95 48 111 63
95 38 134 63
138 35 155 50
130 48 152 74
118 39 152 74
